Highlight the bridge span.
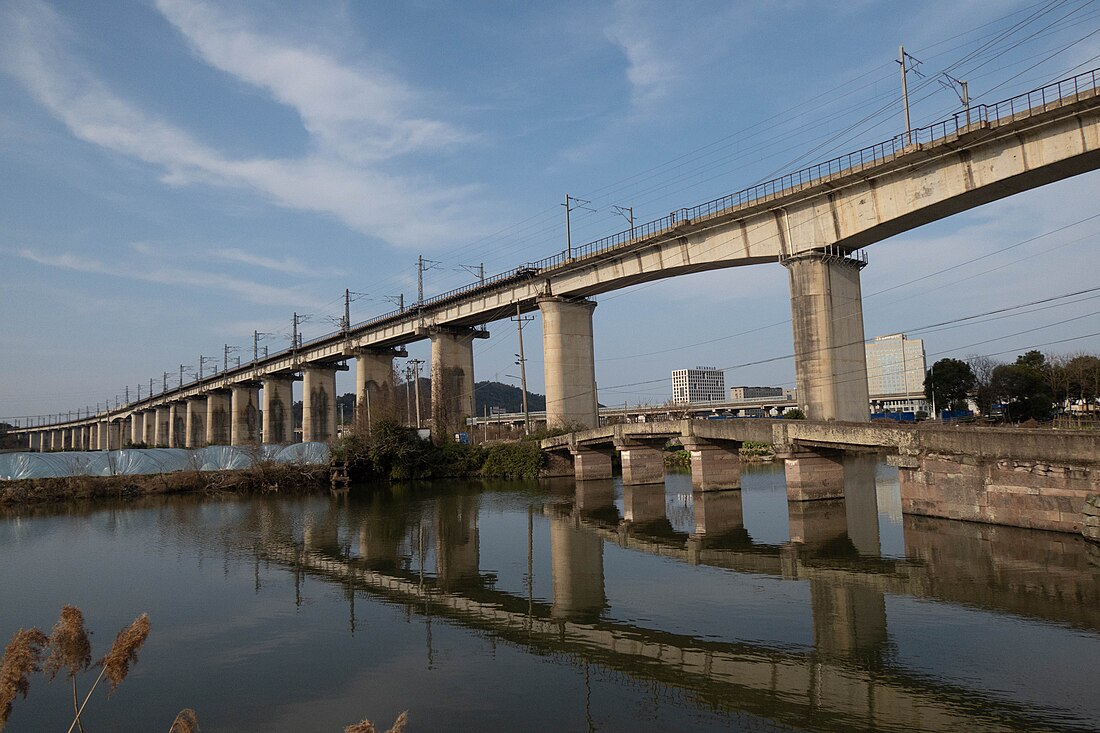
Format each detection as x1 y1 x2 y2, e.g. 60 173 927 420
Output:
541 418 1100 535
16 69 1100 446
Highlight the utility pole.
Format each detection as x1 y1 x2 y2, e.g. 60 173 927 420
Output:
612 204 634 238
343 288 351 333
899 45 911 145
292 313 300 354
136 384 141 401
563 194 593 259
162 372 169 394
512 303 534 435
179 364 192 389
416 256 440 305
405 365 414 426
124 386 129 404
941 72 970 127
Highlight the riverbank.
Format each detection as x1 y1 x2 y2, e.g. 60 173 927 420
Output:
0 462 330 506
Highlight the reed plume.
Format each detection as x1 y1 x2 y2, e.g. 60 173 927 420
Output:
168 707 199 733
45 606 93 733
101 613 150 694
46 605 92 680
0 627 49 731
344 710 408 733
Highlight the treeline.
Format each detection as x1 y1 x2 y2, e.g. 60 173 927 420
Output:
925 350 1100 421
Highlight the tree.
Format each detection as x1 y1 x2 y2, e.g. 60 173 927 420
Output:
1064 354 1100 407
967 354 1000 416
925 358 975 413
990 362 1054 422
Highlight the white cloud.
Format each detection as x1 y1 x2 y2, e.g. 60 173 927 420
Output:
604 0 680 111
0 0 489 249
214 247 324 276
17 247 322 308
154 0 473 162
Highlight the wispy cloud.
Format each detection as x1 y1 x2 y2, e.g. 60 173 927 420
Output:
154 0 473 162
604 0 681 111
0 0 488 248
213 247 320 276
17 247 322 308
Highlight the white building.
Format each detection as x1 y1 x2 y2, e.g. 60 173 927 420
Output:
865 333 929 414
672 367 725 404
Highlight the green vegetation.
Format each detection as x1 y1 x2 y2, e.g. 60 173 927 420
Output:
924 357 975 412
331 419 546 481
781 408 805 420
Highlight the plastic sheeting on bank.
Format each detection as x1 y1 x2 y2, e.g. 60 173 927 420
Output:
0 443 330 481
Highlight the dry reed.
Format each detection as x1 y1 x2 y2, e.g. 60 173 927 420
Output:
0 627 49 731
344 710 408 733
45 605 92 680
101 613 150 694
168 707 199 733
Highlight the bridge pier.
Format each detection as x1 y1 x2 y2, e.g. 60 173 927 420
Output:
302 365 338 442
185 398 206 448
435 495 481 590
784 252 869 422
154 406 169 447
430 326 486 440
142 412 155 447
205 390 231 445
683 438 741 490
130 412 143 446
355 347 406 426
106 421 121 451
616 438 666 485
570 446 614 481
550 510 606 621
623 484 667 526
539 296 599 430
230 384 260 445
692 489 745 538
262 376 295 444
784 448 847 501
118 418 131 448
169 402 185 448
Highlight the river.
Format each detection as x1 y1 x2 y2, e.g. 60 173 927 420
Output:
2 457 1098 732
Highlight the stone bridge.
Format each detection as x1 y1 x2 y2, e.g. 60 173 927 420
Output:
541 419 1100 534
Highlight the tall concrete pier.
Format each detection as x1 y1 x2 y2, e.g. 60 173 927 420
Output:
205 390 231 445
262 376 295 444
230 384 260 444
430 327 484 438
302 365 337 442
784 253 869 422
539 296 598 430
355 347 405 424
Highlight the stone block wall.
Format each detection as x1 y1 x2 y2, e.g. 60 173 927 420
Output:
900 453 1100 534
1085 494 1100 543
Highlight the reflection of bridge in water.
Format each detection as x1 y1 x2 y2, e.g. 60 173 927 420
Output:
253 463 1100 732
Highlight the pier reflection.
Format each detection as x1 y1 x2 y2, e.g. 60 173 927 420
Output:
205 468 1100 733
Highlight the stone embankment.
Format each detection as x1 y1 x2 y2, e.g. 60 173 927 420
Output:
1085 495 1100 542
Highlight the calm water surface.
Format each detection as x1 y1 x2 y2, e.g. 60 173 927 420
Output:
2 457 1099 732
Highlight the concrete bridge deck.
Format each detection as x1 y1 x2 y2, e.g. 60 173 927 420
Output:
18 68 1100 443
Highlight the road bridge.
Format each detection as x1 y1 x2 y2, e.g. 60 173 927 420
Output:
540 418 1100 534
16 69 1100 445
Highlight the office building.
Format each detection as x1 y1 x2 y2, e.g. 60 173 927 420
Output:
672 367 725 404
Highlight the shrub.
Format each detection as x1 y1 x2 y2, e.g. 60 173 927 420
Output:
480 442 544 479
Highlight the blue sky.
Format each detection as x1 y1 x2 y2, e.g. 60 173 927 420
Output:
3 0 1100 422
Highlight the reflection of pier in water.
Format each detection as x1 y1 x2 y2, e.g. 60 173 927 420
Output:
258 463 1100 732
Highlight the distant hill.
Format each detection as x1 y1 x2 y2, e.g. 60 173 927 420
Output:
474 381 546 416
293 380 544 424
